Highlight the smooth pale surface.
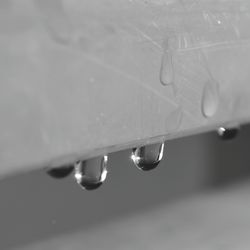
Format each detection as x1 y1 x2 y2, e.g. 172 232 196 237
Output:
1 0 250 176
17 180 250 250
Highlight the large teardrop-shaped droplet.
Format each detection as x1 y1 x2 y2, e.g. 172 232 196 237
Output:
217 126 240 141
201 79 219 118
131 143 164 171
74 155 108 190
160 51 174 86
47 165 74 179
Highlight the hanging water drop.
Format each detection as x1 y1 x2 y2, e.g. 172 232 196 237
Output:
160 50 174 86
47 165 74 179
201 79 219 118
131 142 164 171
217 126 240 140
74 155 108 190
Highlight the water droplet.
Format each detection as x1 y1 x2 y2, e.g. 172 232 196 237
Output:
201 79 219 118
160 51 174 86
47 165 74 179
131 143 164 171
217 126 240 140
74 155 108 190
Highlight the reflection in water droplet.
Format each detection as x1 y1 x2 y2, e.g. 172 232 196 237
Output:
47 165 74 179
160 51 174 86
217 126 240 140
201 79 219 118
74 155 108 190
131 143 164 171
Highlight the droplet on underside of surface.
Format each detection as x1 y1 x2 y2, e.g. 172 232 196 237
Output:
47 165 74 179
217 126 240 141
201 79 219 118
74 155 108 190
160 50 174 86
131 143 164 171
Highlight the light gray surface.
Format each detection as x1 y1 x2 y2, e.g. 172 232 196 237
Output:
1 0 250 177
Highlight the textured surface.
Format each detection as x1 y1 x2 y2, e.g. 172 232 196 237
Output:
1 0 250 176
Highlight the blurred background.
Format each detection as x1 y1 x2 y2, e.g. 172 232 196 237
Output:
1 124 250 249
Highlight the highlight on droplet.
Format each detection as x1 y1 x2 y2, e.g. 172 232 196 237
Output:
131 142 164 171
74 155 108 190
217 125 240 141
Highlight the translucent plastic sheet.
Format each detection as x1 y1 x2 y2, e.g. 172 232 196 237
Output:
0 0 250 176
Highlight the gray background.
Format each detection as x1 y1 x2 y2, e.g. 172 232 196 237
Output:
1 125 250 249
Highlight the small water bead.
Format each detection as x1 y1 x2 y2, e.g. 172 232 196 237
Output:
131 142 164 171
47 165 74 179
74 155 108 190
217 126 240 140
201 79 219 118
160 37 177 86
160 50 174 86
